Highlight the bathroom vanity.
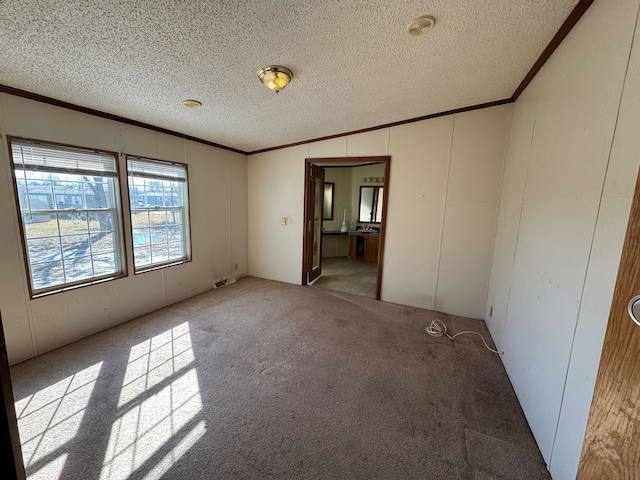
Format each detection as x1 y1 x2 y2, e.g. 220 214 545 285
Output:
321 231 349 258
348 232 379 262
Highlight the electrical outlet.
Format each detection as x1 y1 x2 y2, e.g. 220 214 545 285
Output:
234 263 239 271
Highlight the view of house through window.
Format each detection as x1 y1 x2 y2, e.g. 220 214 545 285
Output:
7 140 191 295
126 156 190 272
9 138 125 295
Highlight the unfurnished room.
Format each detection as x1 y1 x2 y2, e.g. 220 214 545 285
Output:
1 1 640 479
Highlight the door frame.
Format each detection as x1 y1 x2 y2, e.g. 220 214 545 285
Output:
0 312 26 479
302 156 391 300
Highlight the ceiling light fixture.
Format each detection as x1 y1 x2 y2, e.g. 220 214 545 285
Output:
406 15 435 36
183 99 202 108
257 66 293 93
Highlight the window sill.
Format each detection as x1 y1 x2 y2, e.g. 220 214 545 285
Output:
134 258 191 275
31 273 127 299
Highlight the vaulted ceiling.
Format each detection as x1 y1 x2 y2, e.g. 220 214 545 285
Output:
0 1 582 153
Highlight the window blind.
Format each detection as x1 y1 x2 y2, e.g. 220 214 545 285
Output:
11 139 117 177
127 156 187 182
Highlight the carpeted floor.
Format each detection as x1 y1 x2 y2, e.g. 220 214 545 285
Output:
10 277 550 479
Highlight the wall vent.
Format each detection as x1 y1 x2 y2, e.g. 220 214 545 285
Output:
213 275 236 289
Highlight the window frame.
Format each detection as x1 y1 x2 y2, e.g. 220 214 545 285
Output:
125 154 191 273
7 136 127 298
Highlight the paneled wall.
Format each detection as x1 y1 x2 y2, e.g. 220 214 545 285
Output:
0 94 248 365
247 104 512 319
485 0 640 477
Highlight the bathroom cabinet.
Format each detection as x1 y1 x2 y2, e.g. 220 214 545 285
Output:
321 231 349 258
348 233 379 262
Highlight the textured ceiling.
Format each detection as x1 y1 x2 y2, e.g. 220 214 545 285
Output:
0 0 580 153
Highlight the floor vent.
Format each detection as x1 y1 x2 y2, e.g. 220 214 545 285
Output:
213 275 236 289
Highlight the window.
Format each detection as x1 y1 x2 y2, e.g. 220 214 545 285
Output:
9 138 125 296
126 156 190 272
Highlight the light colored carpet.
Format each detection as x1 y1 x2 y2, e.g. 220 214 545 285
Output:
10 277 550 479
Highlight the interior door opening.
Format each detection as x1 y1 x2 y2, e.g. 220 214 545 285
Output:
302 156 390 300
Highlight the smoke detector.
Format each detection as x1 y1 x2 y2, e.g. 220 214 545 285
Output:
406 15 436 37
183 99 202 108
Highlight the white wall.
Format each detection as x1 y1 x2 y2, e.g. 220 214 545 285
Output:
321 167 351 258
247 145 307 285
485 0 640 477
247 104 512 319
322 167 352 232
0 93 248 365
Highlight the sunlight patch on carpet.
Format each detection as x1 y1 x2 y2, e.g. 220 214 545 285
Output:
28 453 68 480
140 420 206 480
100 322 204 480
15 362 103 479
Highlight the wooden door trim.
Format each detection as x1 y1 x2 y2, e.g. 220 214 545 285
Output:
302 160 312 285
307 165 325 283
302 156 391 300
0 312 26 479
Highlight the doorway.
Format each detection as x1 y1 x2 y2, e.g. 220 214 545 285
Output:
302 156 390 300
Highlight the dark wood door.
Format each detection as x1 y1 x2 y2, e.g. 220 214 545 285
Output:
307 165 325 283
0 312 25 479
578 170 640 477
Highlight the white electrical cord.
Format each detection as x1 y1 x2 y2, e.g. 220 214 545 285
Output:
425 319 500 354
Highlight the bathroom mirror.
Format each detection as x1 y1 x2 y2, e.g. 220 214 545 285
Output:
359 186 383 223
323 182 334 220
